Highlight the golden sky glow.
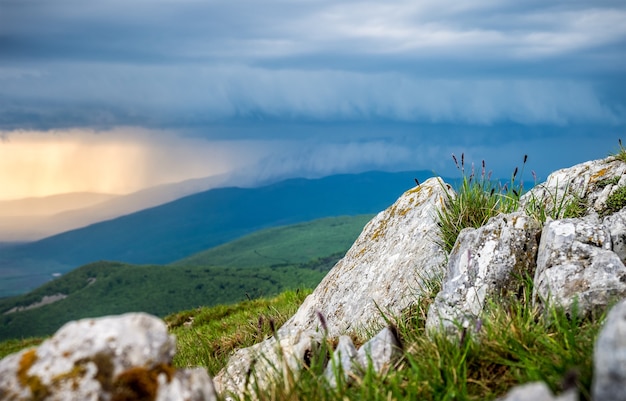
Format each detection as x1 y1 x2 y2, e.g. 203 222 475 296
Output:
0 128 261 201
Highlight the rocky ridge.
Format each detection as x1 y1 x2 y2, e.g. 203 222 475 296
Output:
1 155 625 400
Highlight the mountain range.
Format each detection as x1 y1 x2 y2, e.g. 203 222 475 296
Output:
0 172 237 242
0 170 437 298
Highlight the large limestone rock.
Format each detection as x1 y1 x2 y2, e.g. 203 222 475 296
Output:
215 177 449 397
0 313 217 401
533 215 626 316
593 298 626 401
426 212 541 334
283 177 449 337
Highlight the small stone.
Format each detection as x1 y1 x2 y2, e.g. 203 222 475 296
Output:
324 335 358 387
356 327 402 375
592 299 626 401
496 382 577 401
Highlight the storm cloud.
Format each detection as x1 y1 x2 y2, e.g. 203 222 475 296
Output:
0 0 624 196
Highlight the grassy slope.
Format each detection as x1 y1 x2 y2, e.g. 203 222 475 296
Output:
0 215 372 341
173 215 373 268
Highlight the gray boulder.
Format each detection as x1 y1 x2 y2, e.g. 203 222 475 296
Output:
426 212 541 335
355 326 402 375
215 177 449 398
592 298 626 401
284 177 449 337
0 312 217 401
214 327 323 398
533 215 626 316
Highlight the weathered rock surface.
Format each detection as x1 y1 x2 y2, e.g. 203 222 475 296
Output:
605 209 626 264
283 177 449 337
496 382 577 401
0 313 217 401
214 327 323 398
323 335 358 387
215 177 449 397
520 156 626 217
323 326 401 388
592 299 626 401
355 326 402 375
426 212 541 334
533 215 626 316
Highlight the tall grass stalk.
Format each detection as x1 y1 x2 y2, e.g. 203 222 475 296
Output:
437 154 528 254
611 138 626 162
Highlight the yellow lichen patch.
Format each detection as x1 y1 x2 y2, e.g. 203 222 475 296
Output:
18 349 50 401
370 213 391 241
406 185 423 195
111 364 175 401
590 168 609 182
17 349 37 386
52 364 88 392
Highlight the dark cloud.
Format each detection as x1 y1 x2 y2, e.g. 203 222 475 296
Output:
0 0 624 184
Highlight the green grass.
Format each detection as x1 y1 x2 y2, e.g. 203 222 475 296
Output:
0 281 602 400
172 215 373 268
523 182 588 224
166 289 312 375
160 275 601 401
436 155 528 253
601 185 626 218
610 138 626 162
0 216 372 341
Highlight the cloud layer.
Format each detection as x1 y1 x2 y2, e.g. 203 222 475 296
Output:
1 0 624 130
0 0 624 198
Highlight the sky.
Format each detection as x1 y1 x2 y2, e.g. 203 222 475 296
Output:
0 0 625 200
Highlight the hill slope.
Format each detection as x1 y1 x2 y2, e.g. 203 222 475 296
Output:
0 215 372 340
0 170 433 296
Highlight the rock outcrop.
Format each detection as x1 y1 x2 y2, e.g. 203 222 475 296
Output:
214 177 448 397
519 155 626 217
283 177 449 337
533 214 626 317
0 313 217 401
426 212 541 335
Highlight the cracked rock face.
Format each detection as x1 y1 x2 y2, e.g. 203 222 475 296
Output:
0 313 217 401
532 215 626 317
426 212 541 335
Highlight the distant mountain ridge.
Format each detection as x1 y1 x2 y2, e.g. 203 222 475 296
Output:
0 170 437 297
0 173 236 242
